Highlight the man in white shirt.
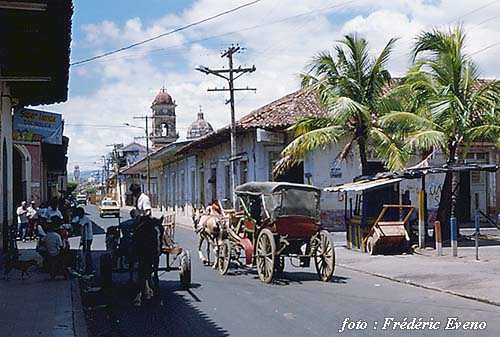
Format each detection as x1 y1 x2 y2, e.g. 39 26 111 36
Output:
27 201 38 240
16 201 28 241
130 184 152 216
76 207 93 274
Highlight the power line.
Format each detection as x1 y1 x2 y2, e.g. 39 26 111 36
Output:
389 1 500 64
470 40 500 56
448 0 500 24
71 0 362 67
70 0 262 66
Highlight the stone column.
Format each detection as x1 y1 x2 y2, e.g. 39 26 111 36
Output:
0 82 14 250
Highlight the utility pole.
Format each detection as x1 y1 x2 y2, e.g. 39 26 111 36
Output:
132 116 151 195
196 45 256 208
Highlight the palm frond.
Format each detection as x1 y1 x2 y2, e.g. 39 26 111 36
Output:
366 37 398 101
281 126 345 161
405 130 447 152
467 125 500 143
379 111 439 132
288 116 336 137
328 96 370 125
370 128 409 170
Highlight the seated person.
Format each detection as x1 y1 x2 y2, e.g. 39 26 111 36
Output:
41 218 67 279
197 200 224 232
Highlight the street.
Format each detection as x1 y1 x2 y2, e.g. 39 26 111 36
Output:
80 205 500 337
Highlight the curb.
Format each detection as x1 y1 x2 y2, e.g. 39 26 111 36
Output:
337 263 500 307
71 277 90 337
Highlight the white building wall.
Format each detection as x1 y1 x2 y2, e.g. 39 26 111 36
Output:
304 141 497 230
161 130 287 217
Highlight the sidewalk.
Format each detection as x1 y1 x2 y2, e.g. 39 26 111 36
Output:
336 238 500 306
0 247 88 337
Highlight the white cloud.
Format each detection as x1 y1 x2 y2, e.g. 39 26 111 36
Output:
48 0 500 170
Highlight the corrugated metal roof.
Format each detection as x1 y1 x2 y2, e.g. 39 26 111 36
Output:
325 178 402 193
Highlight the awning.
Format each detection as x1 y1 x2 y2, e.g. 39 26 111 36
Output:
325 178 402 193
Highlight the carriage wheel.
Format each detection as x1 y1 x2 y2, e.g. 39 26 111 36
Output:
179 250 191 290
314 231 335 282
366 236 376 255
218 240 231 275
256 229 276 283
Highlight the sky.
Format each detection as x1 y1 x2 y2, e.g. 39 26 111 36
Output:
45 0 500 171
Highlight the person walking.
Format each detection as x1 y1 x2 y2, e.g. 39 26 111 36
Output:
76 207 93 275
16 201 29 241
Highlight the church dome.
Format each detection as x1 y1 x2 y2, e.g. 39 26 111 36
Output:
187 110 213 140
152 88 173 106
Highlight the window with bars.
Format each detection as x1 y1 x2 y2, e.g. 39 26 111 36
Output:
225 165 231 199
240 160 248 184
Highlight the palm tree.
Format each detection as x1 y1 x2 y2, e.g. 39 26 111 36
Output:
380 26 500 240
277 34 406 177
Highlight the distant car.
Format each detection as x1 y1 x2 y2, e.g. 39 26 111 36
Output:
76 194 87 205
99 199 120 218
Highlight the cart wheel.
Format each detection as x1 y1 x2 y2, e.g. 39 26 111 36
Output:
256 229 276 283
366 237 376 255
274 256 285 274
218 240 231 275
314 230 335 282
179 250 191 290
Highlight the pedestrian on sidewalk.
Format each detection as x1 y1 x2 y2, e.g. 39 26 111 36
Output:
16 201 29 241
77 207 93 275
27 201 38 240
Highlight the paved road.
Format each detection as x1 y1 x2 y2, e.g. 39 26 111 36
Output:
81 205 500 337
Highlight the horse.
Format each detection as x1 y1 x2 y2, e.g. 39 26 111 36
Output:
133 215 164 305
193 205 225 268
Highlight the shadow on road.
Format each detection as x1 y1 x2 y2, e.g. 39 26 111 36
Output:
210 263 349 286
81 249 229 337
83 278 229 337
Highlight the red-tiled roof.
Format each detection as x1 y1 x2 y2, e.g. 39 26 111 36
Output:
237 89 324 129
178 90 325 153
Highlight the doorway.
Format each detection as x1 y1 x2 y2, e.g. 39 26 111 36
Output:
13 146 27 209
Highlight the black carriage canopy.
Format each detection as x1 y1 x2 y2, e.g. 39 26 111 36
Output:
235 182 321 221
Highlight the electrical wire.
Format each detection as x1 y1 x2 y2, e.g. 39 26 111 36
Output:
447 0 500 24
470 40 500 55
71 0 363 67
70 0 262 66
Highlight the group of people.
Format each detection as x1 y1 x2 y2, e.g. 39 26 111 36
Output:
15 198 65 242
14 197 94 279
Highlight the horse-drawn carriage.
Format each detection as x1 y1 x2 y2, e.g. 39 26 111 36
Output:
214 182 335 283
105 213 191 291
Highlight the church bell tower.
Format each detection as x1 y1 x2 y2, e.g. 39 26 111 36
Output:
150 87 178 148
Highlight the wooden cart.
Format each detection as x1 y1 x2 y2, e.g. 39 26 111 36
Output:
364 205 414 255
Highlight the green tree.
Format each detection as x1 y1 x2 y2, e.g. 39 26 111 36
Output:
67 181 78 195
381 26 500 239
278 34 406 176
